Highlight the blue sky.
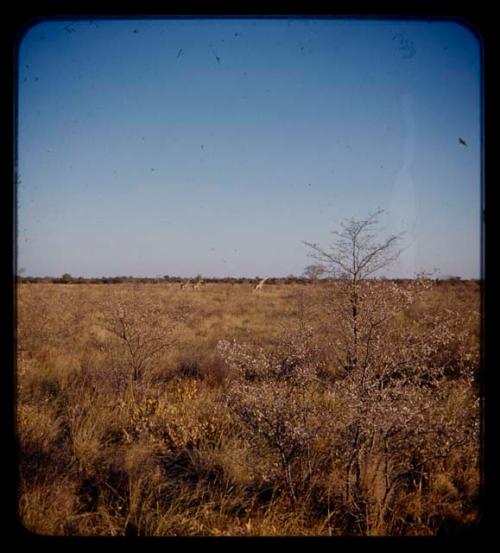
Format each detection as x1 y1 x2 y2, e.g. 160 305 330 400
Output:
16 18 481 278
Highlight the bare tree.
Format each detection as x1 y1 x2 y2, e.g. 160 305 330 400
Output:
304 209 404 372
303 264 326 281
304 209 404 281
304 209 404 278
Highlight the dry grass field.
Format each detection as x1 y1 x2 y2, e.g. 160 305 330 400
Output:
16 279 481 536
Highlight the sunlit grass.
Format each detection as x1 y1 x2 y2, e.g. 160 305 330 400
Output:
16 280 481 536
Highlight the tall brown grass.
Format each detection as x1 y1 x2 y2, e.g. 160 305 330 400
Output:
16 280 481 536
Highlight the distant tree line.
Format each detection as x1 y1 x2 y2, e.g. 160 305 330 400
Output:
16 274 310 285
16 274 479 285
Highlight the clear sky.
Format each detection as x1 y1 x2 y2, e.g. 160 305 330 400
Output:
16 17 482 279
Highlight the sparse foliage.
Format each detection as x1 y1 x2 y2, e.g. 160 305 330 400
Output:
97 288 185 383
303 264 326 281
304 209 404 281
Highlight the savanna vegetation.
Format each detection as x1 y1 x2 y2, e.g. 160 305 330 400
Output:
16 214 482 536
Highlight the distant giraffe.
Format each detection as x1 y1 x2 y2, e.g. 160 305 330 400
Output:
193 278 204 290
254 277 269 292
180 279 192 289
